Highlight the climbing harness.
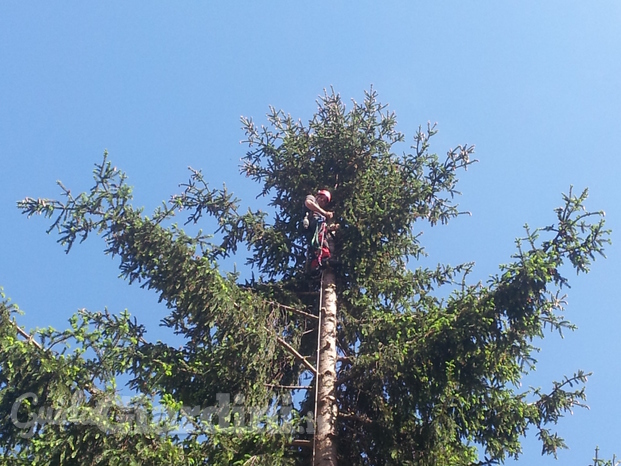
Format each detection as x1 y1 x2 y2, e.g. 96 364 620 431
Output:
304 212 332 271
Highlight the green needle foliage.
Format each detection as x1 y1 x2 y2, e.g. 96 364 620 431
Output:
589 447 619 466
1 89 610 465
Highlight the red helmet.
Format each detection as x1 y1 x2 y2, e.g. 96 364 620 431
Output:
317 189 331 203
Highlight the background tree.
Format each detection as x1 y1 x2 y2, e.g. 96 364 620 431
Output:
1 90 609 465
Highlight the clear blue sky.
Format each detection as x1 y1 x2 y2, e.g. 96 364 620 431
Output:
1 2 619 464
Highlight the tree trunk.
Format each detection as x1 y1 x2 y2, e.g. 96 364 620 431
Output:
314 268 338 466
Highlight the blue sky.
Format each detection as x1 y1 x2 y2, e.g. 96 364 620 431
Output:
1 2 620 463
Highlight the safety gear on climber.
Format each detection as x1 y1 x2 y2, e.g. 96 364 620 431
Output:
309 216 331 270
304 190 336 272
317 189 331 203
310 246 331 271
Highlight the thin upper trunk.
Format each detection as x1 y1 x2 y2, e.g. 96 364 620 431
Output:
314 268 338 466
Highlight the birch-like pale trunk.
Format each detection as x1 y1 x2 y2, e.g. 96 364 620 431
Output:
314 267 338 466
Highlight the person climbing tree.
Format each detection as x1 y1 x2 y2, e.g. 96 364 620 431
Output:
304 189 338 270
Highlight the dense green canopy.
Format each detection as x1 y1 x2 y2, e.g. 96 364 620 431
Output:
1 90 609 465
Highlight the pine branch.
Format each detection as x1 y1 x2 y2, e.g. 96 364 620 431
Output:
264 300 318 320
265 384 312 390
8 317 103 396
270 330 317 376
338 411 373 425
238 299 318 320
10 318 43 350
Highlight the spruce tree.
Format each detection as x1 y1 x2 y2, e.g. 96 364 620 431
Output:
2 89 609 465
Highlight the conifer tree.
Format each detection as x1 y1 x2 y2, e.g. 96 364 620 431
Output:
2 89 609 465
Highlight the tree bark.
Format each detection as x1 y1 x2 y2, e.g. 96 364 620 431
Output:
314 268 338 466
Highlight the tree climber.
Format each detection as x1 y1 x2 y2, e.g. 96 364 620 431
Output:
303 189 339 271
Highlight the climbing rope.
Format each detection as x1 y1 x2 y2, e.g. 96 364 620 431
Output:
311 218 326 249
312 270 324 465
